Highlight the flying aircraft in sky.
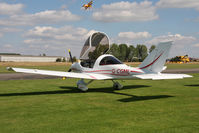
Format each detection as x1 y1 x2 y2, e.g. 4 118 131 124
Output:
82 0 93 10
8 32 192 91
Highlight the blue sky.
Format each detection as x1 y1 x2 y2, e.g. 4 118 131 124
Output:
0 0 199 58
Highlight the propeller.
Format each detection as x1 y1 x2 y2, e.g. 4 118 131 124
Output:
68 49 73 64
68 49 73 72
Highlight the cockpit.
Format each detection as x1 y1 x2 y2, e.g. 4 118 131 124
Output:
99 56 122 65
79 32 110 68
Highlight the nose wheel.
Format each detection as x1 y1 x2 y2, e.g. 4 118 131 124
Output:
77 79 94 91
112 80 123 89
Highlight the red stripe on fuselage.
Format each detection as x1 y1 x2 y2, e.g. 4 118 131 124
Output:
101 73 130 76
140 52 163 69
130 70 143 73
83 70 112 73
84 69 143 75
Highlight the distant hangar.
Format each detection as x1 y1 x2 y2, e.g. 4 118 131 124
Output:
0 54 65 62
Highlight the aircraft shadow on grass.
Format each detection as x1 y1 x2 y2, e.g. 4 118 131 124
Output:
184 84 199 87
0 85 174 102
60 85 173 102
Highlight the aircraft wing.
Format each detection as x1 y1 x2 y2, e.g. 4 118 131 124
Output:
134 73 192 80
7 67 113 80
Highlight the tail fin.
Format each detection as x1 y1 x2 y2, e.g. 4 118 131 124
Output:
139 41 172 73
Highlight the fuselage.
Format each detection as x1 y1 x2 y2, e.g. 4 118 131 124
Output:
71 54 144 79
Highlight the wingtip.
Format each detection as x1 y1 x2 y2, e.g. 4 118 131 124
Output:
6 67 14 71
184 74 193 78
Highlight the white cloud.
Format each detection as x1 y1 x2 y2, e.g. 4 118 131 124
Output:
0 27 22 37
92 1 158 22
146 33 197 57
114 31 151 44
0 44 15 53
24 26 89 42
0 10 81 26
1 27 21 32
23 26 96 57
0 2 24 15
146 34 196 45
156 0 199 11
118 31 151 40
3 44 13 48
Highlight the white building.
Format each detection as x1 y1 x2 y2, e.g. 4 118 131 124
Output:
0 55 66 62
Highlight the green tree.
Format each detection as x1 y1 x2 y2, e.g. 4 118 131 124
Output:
72 56 77 62
62 57 66 62
108 43 120 59
56 58 62 62
136 44 148 61
68 56 77 62
119 44 128 62
149 45 156 53
127 45 136 62
88 45 108 60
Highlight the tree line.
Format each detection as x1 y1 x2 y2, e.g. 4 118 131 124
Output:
89 43 156 62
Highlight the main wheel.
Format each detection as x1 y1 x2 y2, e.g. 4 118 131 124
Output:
113 81 123 89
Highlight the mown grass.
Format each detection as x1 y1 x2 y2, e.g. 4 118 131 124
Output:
166 63 199 69
0 74 198 133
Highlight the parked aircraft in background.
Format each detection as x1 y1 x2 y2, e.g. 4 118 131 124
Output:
8 32 192 91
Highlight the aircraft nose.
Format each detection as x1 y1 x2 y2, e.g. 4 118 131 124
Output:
71 62 82 72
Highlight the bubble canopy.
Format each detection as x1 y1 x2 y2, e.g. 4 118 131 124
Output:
79 32 110 60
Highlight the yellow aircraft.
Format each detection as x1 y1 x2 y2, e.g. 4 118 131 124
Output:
82 0 93 10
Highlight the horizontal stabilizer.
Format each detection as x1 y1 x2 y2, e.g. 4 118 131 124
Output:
134 73 192 80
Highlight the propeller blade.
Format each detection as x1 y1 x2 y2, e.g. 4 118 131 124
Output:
68 49 73 64
68 49 73 72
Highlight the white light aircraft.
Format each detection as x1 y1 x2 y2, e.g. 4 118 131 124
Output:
8 32 192 91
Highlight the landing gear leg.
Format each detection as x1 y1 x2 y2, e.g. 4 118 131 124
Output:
112 80 123 90
77 79 94 92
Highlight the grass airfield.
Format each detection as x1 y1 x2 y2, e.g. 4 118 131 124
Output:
0 66 199 132
0 62 199 132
